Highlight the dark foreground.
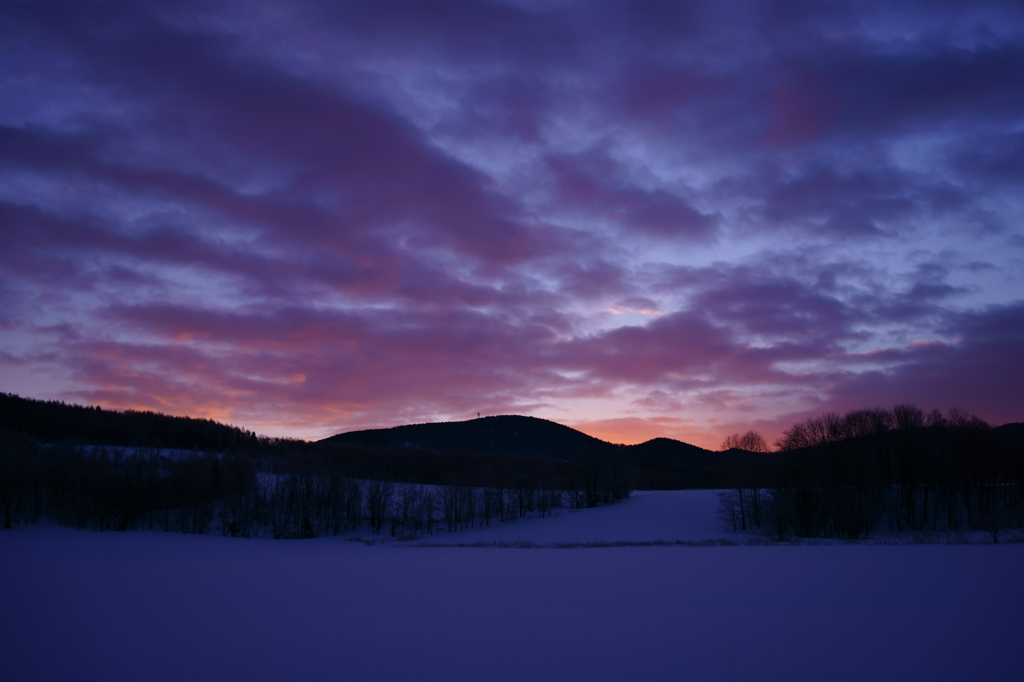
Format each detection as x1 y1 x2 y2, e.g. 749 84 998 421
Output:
1 527 1021 682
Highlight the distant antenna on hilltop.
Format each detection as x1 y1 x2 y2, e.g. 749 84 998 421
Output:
477 412 480 418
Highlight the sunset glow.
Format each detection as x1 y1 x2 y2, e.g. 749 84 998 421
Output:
1 1 1022 449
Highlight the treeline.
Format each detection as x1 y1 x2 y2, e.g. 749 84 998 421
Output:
0 393 758 491
0 393 258 451
0 430 634 537
718 405 1024 541
267 439 634 500
328 417 731 489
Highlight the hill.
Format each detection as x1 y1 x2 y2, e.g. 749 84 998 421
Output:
319 415 743 487
0 392 807 489
0 393 744 488
321 415 608 459
0 392 257 451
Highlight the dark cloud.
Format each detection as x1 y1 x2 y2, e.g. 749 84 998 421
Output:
953 131 1024 188
824 42 1024 136
0 0 1021 445
546 151 717 240
813 302 1024 426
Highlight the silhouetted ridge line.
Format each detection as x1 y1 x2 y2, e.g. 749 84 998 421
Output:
322 415 610 458
320 415 727 476
0 392 258 451
319 411 745 485
0 393 746 490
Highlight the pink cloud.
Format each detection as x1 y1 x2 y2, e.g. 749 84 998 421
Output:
1 0 1021 446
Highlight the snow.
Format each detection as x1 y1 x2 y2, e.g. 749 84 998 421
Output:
1 490 1022 682
424 489 727 543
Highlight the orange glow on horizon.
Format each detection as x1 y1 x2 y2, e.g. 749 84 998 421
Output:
566 417 724 451
80 391 781 452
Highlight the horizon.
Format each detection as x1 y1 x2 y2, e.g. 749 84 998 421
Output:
1 1 1022 451
4 391 1017 453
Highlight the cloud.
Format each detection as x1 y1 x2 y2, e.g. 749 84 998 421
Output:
567 416 721 450
0 0 1022 442
545 150 717 240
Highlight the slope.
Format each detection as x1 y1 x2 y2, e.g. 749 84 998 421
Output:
320 415 734 484
321 415 609 459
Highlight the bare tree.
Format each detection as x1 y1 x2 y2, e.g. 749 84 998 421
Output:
719 430 770 530
438 485 462 532
365 479 394 534
716 490 743 532
721 431 770 453
395 483 421 535
892 403 924 431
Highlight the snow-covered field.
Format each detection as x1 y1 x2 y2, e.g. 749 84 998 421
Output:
423 489 727 544
2 491 1021 681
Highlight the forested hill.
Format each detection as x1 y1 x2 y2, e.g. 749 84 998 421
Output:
0 392 257 451
322 415 609 458
0 390 766 489
0 393 737 487
321 415 722 475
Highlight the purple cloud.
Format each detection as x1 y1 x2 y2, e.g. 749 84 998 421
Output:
1 0 1021 449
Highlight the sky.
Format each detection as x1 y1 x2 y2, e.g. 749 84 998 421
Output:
1 0 1022 449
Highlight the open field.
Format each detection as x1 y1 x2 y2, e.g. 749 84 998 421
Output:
2 491 1021 681
417 489 726 544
